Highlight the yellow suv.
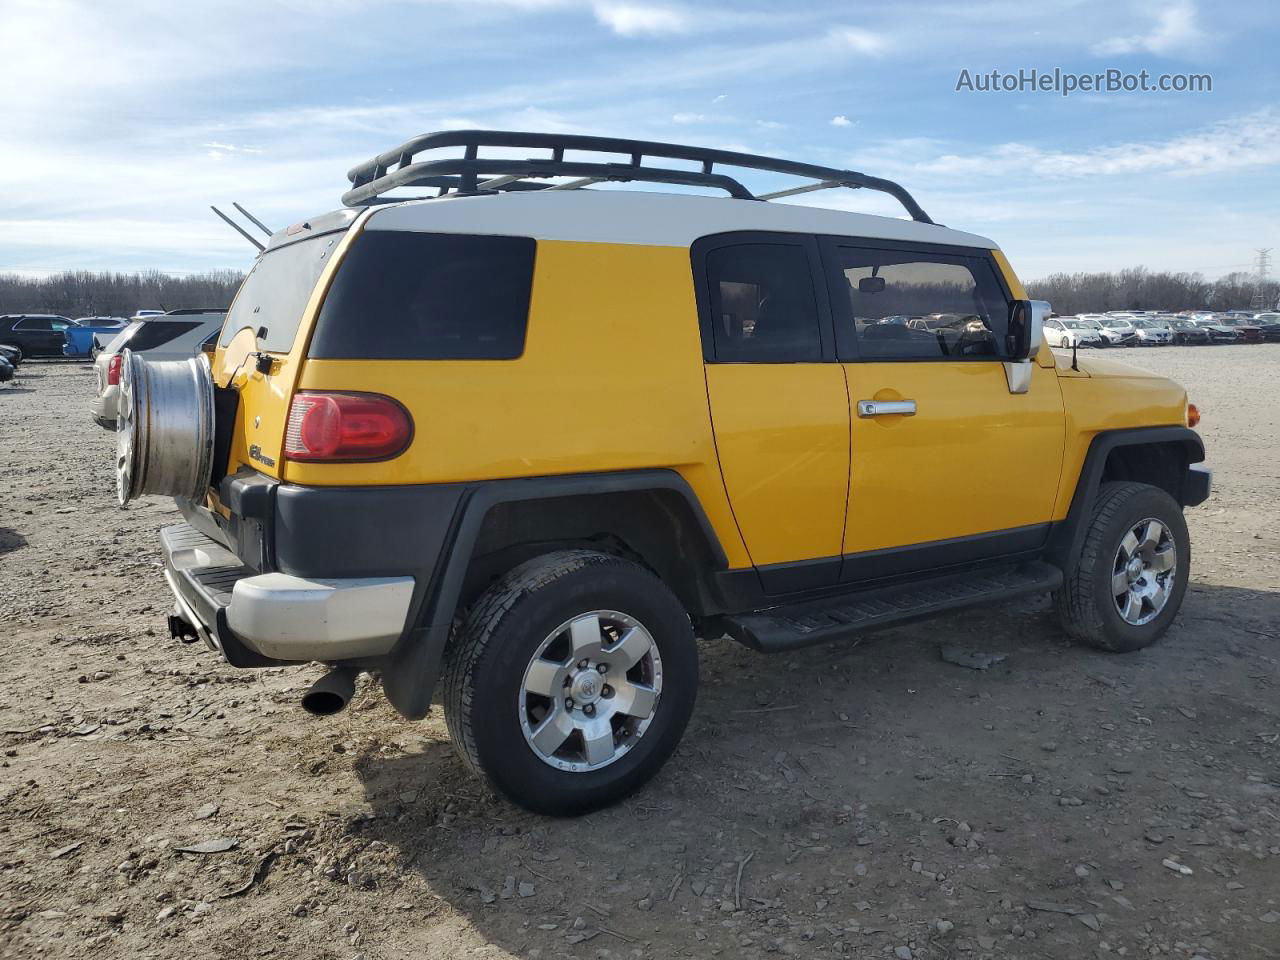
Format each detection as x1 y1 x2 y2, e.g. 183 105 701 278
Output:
115 131 1210 815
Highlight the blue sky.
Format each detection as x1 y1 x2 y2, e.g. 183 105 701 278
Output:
1 0 1276 281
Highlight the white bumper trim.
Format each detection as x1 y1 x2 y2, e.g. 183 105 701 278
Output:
227 573 415 661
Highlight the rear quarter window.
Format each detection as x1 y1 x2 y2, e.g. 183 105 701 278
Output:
308 231 535 360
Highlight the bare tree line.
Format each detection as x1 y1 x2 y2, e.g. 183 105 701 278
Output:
1 264 1276 321
0 270 245 318
1026 267 1279 316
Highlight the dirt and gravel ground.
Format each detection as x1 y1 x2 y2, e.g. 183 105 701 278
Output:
1 349 1277 960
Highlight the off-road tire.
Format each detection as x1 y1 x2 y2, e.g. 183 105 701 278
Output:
1055 481 1189 652
441 549 697 816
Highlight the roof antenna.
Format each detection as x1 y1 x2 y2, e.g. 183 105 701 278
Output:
210 205 265 252
232 202 274 237
1071 336 1079 371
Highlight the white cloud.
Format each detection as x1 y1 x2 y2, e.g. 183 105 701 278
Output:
911 110 1280 179
755 120 786 130
671 112 708 124
592 2 690 36
829 26 888 55
830 115 854 127
1091 0 1207 56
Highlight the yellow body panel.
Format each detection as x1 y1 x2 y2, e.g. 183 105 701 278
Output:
1050 355 1189 520
286 240 752 568
842 360 1066 553
703 364 849 566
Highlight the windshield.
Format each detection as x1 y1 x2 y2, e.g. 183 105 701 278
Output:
1107 319 1133 329
1062 321 1087 329
220 233 340 353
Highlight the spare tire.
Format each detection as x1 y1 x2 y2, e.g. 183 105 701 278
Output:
116 349 216 506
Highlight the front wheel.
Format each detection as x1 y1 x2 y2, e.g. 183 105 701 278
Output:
1054 482 1190 652
442 550 697 815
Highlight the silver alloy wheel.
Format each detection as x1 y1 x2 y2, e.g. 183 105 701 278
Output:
518 610 663 773
1111 517 1177 626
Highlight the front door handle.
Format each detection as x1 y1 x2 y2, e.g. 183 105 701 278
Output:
857 399 917 418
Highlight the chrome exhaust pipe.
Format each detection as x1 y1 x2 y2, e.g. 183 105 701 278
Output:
301 667 357 716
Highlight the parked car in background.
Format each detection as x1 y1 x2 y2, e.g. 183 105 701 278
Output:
0 314 74 357
1100 316 1141 345
0 343 22 367
1251 313 1280 342
1074 315 1129 346
1043 317 1103 348
91 311 226 429
0 354 13 383
1130 319 1172 346
133 310 165 318
1165 318 1211 345
68 317 132 354
1213 315 1262 343
1190 319 1238 343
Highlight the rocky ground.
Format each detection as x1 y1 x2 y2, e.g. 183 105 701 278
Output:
1 350 1277 960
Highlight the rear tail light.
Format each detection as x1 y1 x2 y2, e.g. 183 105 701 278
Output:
284 392 413 462
1187 402 1201 428
106 353 124 386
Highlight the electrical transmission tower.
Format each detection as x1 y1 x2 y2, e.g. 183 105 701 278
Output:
1252 248 1273 310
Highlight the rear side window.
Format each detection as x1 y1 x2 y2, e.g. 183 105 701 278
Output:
129 321 200 351
704 243 823 362
308 232 536 360
220 233 338 353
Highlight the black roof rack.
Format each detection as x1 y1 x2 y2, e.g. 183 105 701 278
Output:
343 130 934 224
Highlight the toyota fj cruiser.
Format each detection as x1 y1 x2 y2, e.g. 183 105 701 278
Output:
115 131 1210 815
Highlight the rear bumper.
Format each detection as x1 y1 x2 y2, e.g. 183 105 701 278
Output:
90 387 120 430
161 522 415 664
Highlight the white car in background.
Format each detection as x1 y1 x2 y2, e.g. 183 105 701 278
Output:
1130 318 1173 346
1099 316 1141 346
90 310 225 429
1043 317 1103 348
1076 314 1129 346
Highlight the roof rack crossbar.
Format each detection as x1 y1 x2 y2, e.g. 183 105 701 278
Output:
546 176 604 191
757 179 844 201
342 130 933 223
343 157 757 205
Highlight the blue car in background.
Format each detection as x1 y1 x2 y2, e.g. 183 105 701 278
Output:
62 316 130 357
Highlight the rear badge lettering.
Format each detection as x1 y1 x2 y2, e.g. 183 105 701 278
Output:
248 444 276 468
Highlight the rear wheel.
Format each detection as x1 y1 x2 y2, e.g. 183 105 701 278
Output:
442 550 697 815
1055 482 1189 652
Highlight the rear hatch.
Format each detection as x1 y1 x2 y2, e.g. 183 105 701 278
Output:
208 209 363 493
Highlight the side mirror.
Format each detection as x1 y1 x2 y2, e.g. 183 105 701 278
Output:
1007 299 1047 360
858 276 886 294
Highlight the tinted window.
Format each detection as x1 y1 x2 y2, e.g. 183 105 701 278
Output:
128 321 200 351
220 233 339 352
309 231 535 360
831 247 1010 360
705 243 822 362
15 317 52 330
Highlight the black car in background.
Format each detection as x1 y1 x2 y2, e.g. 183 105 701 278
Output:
1164 317 1211 345
0 314 75 357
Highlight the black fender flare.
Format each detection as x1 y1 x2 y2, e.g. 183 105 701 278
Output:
1046 426 1205 572
380 469 727 720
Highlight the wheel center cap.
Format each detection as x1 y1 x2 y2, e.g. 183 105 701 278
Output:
571 672 601 704
1126 556 1145 582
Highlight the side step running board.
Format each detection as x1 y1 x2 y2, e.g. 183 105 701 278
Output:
719 561 1062 652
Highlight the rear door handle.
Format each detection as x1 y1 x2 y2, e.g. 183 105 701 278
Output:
857 399 917 418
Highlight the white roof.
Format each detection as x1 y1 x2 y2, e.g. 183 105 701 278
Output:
366 189 997 251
